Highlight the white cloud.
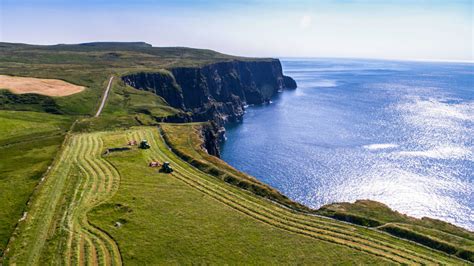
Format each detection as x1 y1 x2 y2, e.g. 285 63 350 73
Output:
299 15 312 29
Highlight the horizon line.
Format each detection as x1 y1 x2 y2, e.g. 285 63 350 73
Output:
2 40 472 64
277 56 474 64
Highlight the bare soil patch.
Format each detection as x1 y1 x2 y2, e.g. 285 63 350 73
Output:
0 75 85 96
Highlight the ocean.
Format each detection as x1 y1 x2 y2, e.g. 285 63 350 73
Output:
220 58 474 230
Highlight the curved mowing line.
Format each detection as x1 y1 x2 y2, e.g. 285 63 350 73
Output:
9 133 123 266
136 128 458 265
67 133 121 266
69 134 121 265
68 135 104 264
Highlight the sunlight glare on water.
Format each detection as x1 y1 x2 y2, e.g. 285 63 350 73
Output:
221 58 474 230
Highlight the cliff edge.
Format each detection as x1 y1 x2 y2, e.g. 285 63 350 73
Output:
122 59 297 126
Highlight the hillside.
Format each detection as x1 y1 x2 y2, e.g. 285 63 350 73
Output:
0 42 472 264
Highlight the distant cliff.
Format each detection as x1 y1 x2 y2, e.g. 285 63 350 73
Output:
122 59 297 125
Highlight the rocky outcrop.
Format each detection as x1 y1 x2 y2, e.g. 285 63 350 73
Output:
122 59 297 126
283 75 297 89
200 122 221 157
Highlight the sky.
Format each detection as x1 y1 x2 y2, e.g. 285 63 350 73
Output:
0 0 472 61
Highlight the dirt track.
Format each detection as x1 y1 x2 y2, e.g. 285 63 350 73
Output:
95 76 114 117
0 75 85 96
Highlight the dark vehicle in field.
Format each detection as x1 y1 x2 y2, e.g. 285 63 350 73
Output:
160 162 173 173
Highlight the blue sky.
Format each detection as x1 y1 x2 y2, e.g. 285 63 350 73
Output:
1 0 472 60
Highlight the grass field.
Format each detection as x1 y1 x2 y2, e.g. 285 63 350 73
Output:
318 200 474 261
7 125 468 264
0 111 73 258
5 132 121 265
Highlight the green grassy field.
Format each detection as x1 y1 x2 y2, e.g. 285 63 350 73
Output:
89 129 390 264
5 132 121 265
318 200 474 261
0 111 73 257
4 127 468 265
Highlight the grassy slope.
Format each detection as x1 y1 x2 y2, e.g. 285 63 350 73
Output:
88 127 465 265
0 111 73 256
318 200 474 261
5 128 389 265
88 130 388 265
160 122 474 263
72 79 183 133
5 127 467 264
5 132 121 265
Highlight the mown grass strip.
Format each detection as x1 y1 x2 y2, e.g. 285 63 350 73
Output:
8 132 122 265
73 133 121 265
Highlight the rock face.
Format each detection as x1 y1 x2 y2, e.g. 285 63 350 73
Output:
283 75 297 89
121 71 185 109
200 122 221 157
122 59 297 125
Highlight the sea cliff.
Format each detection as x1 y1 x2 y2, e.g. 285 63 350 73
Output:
122 59 297 126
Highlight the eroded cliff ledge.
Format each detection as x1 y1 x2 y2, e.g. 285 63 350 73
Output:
122 59 297 125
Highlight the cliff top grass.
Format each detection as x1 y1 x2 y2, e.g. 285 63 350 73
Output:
318 199 474 261
319 200 474 241
0 41 273 71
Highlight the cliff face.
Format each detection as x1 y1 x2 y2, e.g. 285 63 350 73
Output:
121 71 185 109
122 59 297 125
200 122 221 157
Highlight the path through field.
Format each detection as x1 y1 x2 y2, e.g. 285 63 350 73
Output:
95 77 114 117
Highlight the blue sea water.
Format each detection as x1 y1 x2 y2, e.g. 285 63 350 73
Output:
220 58 474 230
